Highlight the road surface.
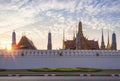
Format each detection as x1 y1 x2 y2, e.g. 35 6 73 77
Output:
0 76 120 81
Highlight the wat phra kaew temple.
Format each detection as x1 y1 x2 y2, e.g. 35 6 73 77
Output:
0 21 120 69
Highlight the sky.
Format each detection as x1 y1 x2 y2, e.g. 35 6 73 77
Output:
0 0 120 50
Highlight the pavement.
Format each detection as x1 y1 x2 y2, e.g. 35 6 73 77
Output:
0 70 120 78
0 72 120 77
0 76 120 81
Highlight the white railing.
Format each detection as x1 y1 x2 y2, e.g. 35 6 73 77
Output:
0 49 120 57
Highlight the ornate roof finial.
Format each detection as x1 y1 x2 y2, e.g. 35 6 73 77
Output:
62 29 66 49
106 28 111 50
73 30 75 40
101 28 105 50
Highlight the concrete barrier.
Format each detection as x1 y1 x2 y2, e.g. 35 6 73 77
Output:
44 74 48 76
0 73 120 77
7 74 20 77
8 74 12 77
51 74 56 76
110 74 120 77
79 74 94 77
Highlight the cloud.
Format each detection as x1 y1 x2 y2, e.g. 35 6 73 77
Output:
0 0 119 49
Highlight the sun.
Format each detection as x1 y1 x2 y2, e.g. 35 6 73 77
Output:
1 45 11 51
6 45 12 51
1 41 12 51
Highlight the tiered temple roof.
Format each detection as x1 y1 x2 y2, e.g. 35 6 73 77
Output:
63 21 99 50
17 36 37 50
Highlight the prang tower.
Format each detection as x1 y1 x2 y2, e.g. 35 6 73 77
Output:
12 30 16 49
111 32 117 50
106 29 111 50
63 20 99 50
100 29 105 50
47 32 52 50
76 21 89 49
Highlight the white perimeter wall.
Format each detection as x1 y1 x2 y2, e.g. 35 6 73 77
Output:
0 56 120 69
0 50 120 69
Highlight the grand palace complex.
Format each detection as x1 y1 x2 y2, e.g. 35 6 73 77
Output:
62 21 116 50
11 21 117 50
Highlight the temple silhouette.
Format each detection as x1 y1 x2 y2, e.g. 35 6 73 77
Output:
63 21 99 50
11 21 117 50
11 33 37 50
62 21 117 50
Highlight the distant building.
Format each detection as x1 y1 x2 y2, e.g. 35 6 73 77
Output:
106 30 111 50
111 32 117 50
47 32 52 50
17 35 37 50
100 29 105 50
63 21 99 50
11 30 17 49
10 21 117 50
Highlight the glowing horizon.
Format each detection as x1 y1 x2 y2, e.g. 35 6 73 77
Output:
0 0 119 50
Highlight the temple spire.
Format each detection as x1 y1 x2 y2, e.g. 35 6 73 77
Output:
76 20 82 49
111 32 117 50
62 30 66 49
47 31 52 50
100 29 105 50
73 31 75 40
106 29 111 50
12 30 17 49
78 20 83 35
